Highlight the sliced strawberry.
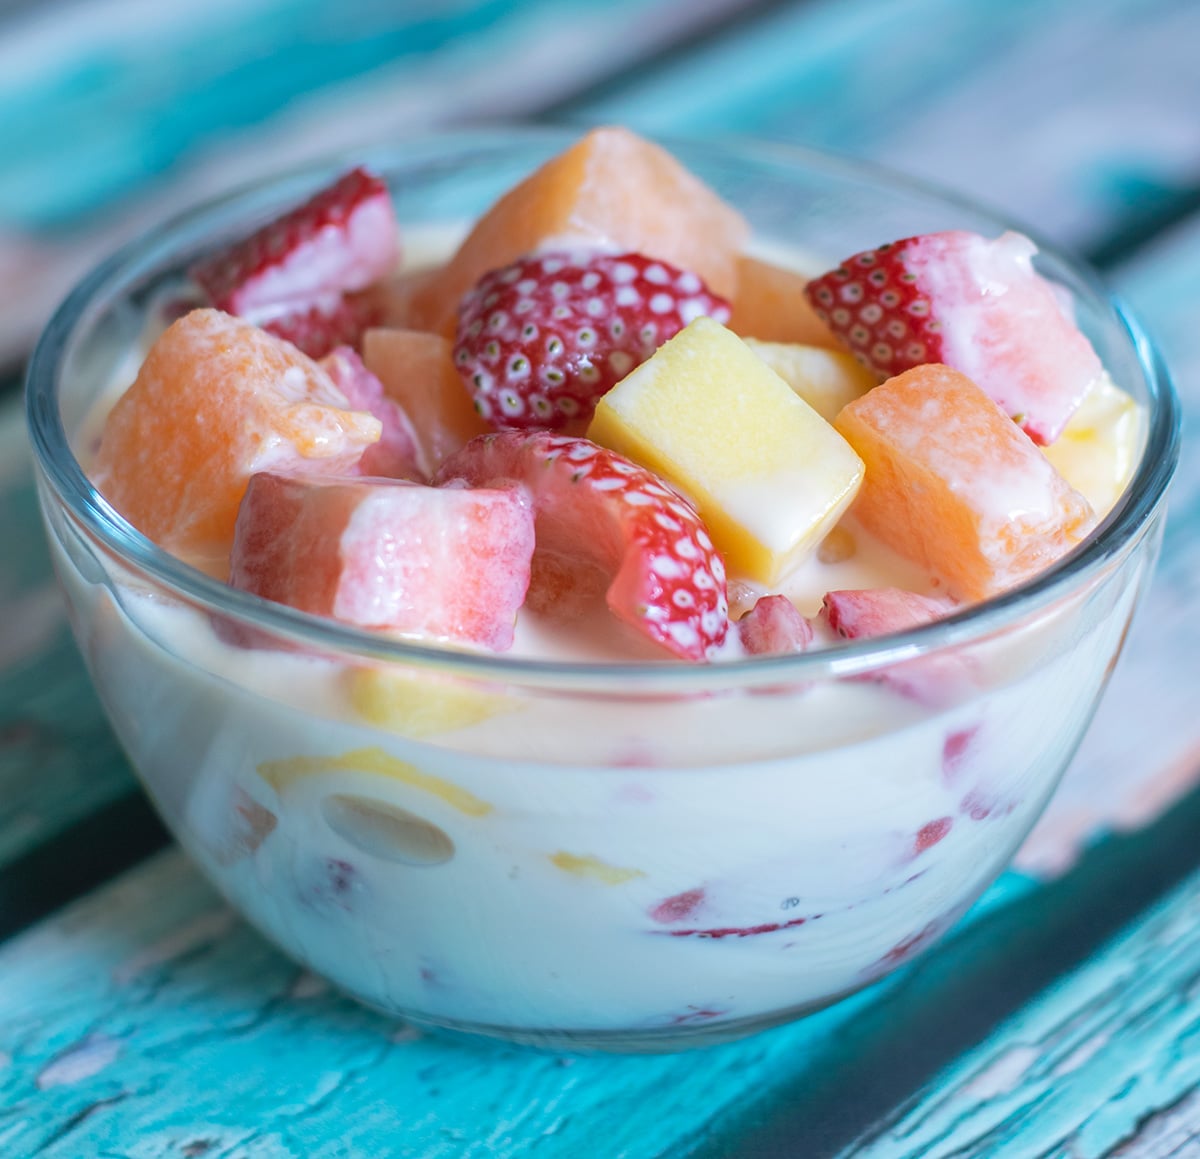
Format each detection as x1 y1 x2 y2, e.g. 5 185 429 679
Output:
191 167 399 317
453 251 730 430
230 472 534 651
821 588 967 706
805 231 1102 444
436 432 728 661
320 346 424 480
262 290 384 360
822 588 954 639
736 594 813 656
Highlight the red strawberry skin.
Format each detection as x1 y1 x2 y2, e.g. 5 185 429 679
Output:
436 432 729 661
191 167 399 317
453 252 730 430
804 230 1102 444
267 290 384 360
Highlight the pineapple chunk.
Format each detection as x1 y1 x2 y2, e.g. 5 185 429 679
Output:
1043 373 1141 517
743 339 879 422
587 317 865 584
345 666 516 739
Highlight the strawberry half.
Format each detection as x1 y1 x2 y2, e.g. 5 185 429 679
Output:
804 231 1102 444
191 167 399 358
453 251 730 430
436 432 728 661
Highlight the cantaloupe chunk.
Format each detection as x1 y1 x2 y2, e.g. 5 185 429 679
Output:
587 317 864 584
419 127 748 334
728 256 839 347
362 328 489 475
92 309 381 570
835 364 1095 601
371 266 453 338
1042 372 1140 517
743 339 879 422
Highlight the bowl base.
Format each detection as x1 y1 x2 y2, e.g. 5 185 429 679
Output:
399 993 854 1054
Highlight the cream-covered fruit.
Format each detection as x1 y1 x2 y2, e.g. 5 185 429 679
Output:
48 128 1161 1049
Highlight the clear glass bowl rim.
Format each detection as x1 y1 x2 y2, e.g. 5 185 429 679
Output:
24 125 1183 694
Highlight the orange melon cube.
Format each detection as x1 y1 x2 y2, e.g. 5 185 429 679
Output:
835 364 1094 600
728 256 839 347
371 265 455 338
419 126 748 333
92 309 381 570
362 327 489 475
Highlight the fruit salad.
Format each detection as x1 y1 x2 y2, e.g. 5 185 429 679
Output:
61 128 1156 1047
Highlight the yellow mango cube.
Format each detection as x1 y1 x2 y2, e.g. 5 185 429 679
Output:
1043 373 1141 517
743 339 879 422
587 317 865 583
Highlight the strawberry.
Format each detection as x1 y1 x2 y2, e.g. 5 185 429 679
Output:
736 594 813 656
230 472 535 651
821 588 954 639
804 230 1102 444
436 432 728 661
821 588 967 706
320 346 424 480
453 251 731 430
190 167 398 358
262 291 384 360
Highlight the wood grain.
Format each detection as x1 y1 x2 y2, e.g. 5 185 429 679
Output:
845 865 1200 1158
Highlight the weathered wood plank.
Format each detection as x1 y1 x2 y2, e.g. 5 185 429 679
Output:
572 0 1200 257
843 863 1200 1158
0 0 755 366
0 398 136 869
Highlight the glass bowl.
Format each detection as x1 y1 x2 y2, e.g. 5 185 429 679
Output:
25 128 1180 1052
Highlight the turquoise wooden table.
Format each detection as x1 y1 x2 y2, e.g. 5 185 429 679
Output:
2 0 1199 1154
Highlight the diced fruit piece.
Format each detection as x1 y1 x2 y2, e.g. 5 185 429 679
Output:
728 256 839 346
1042 372 1141 516
191 167 399 317
373 266 453 336
92 309 381 568
417 126 748 332
821 587 967 706
588 317 865 585
821 588 955 638
436 433 728 661
737 594 813 655
230 472 534 650
260 290 383 359
362 328 490 475
805 231 1103 444
320 346 423 480
743 339 879 422
649 887 706 924
454 251 730 430
345 666 516 738
836 365 1095 600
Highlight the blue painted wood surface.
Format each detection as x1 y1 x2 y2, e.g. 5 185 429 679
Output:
0 0 750 365
849 869 1200 1157
1 0 1200 1154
